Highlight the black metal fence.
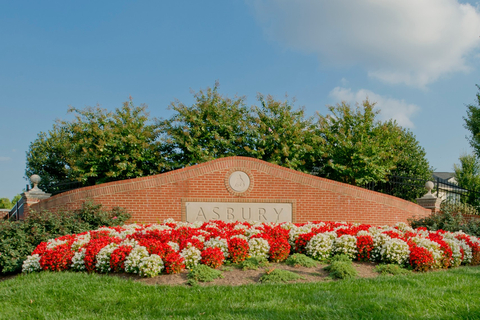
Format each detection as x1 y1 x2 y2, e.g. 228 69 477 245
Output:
8 197 25 221
361 175 480 212
361 175 428 202
46 180 85 196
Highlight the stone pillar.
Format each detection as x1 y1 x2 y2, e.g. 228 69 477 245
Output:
416 181 442 213
22 175 51 219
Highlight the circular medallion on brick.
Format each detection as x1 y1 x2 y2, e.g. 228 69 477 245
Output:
225 168 254 196
229 171 250 193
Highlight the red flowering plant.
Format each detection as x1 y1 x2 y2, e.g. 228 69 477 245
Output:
356 235 374 261
201 247 225 269
89 230 112 240
456 234 480 265
138 239 174 258
336 227 358 237
409 245 435 271
39 243 75 271
382 230 404 240
228 238 249 263
258 225 291 262
180 237 204 252
164 252 185 274
110 245 133 272
83 236 121 272
23 220 480 277
295 232 316 254
471 243 480 265
269 238 291 262
31 242 49 256
428 233 453 268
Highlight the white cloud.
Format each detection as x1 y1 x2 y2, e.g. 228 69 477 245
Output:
329 87 419 128
250 0 480 87
0 157 11 161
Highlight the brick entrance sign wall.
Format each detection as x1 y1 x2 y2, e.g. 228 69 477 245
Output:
27 157 431 225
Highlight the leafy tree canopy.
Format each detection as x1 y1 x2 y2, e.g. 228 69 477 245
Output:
26 99 163 191
159 84 323 173
454 153 480 207
0 195 21 209
375 122 432 201
25 84 431 199
314 100 431 189
247 94 323 172
0 198 11 209
158 84 253 169
464 85 480 157
454 153 480 191
315 100 398 185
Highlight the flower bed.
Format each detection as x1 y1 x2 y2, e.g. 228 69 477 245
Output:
22 220 480 277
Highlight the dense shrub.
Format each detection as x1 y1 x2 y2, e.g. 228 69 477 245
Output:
259 268 304 284
441 200 479 216
285 253 318 268
187 265 223 285
239 256 269 270
325 254 358 279
329 254 353 263
409 202 480 237
0 201 130 274
375 264 411 276
325 260 358 280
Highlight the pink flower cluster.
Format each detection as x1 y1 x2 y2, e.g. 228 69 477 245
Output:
22 220 480 276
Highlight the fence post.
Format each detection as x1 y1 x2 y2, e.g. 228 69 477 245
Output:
416 181 442 213
22 174 51 219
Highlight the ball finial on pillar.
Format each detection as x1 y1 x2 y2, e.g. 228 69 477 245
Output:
30 174 41 191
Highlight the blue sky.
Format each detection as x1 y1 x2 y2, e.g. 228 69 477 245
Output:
1 0 480 200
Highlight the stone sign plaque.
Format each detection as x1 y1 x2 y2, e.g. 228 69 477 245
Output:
185 201 293 223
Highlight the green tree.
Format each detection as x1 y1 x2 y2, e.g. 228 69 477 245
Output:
247 94 323 172
389 126 431 179
158 84 253 169
159 85 323 173
383 124 433 201
11 194 21 204
0 198 12 209
26 99 163 191
0 195 21 209
25 123 71 191
464 85 480 157
315 100 399 185
454 153 480 207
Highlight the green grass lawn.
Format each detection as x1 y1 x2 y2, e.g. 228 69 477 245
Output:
1 267 479 319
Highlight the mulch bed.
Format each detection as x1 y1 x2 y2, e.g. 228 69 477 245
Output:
0 261 380 286
114 261 380 287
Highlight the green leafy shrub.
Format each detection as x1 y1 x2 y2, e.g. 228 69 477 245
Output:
409 202 480 237
329 254 352 263
74 201 130 229
259 268 305 284
441 200 479 216
375 264 411 276
187 265 223 285
239 257 269 270
285 253 318 268
324 259 358 280
0 201 130 274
